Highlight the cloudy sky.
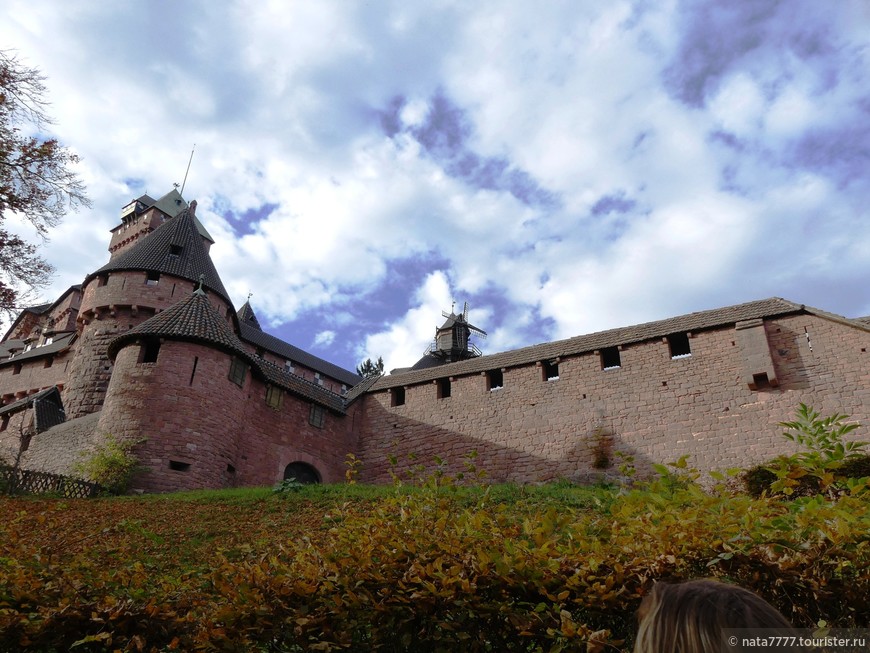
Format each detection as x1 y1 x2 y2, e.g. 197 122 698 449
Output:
1 0 868 374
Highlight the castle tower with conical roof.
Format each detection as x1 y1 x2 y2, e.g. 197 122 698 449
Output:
62 194 234 419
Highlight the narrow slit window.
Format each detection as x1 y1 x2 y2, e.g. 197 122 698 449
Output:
437 378 451 399
667 333 692 358
189 356 199 385
601 347 621 370
487 369 504 391
543 360 559 381
391 387 406 406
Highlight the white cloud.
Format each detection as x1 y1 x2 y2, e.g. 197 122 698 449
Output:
0 0 867 368
313 330 336 348
362 271 453 371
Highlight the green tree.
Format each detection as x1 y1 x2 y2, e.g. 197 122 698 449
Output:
0 50 90 313
356 356 384 378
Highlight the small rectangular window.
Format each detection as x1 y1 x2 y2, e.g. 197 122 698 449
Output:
145 271 160 285
140 339 160 363
266 384 283 409
391 387 406 406
543 360 559 381
169 460 191 472
487 369 504 390
12 363 21 375
309 403 325 428
169 244 183 257
315 372 323 386
601 347 621 370
44 357 54 369
285 360 295 373
97 275 108 287
437 378 451 399
667 333 692 358
1 415 9 432
228 357 247 387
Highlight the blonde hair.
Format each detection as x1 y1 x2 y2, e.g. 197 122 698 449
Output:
634 579 796 653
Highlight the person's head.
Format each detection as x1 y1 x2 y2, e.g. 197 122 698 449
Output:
634 579 796 653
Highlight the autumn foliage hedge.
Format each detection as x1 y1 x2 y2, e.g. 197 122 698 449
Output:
1 465 869 652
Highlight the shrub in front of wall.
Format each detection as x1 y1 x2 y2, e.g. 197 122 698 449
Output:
73 434 144 494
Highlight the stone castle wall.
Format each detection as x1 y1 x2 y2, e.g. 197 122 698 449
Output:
356 314 870 484
97 338 355 492
0 350 73 403
63 272 232 419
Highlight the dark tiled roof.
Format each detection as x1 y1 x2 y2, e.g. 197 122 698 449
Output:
237 301 262 331
371 297 810 390
238 322 361 387
344 374 382 404
0 386 65 433
108 291 347 412
258 358 346 413
0 332 76 366
88 205 231 305
108 290 251 360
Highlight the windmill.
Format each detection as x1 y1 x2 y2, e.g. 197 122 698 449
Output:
430 301 486 361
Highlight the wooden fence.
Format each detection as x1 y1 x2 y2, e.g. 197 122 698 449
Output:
0 465 104 499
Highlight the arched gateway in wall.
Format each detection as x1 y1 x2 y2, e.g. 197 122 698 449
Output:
283 462 321 484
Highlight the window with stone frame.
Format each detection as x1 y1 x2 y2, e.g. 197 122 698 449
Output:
309 403 325 428
228 357 247 387
265 384 283 409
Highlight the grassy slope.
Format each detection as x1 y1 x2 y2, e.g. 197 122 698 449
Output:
1 481 868 651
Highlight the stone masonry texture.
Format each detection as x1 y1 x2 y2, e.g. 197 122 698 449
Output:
3 191 870 493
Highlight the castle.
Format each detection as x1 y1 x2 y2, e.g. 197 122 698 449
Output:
2 190 869 492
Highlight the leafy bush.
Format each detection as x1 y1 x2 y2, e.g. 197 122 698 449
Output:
744 405 868 498
73 434 143 494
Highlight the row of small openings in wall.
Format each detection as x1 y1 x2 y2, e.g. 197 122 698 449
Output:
388 333 693 406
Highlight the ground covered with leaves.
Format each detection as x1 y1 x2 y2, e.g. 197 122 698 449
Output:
1 477 869 652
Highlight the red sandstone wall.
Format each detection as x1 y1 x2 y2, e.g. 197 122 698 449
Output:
357 315 870 484
0 350 73 403
234 378 359 486
98 338 357 492
97 340 245 492
63 273 233 419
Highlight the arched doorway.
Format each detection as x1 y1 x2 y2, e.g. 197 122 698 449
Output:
283 461 321 484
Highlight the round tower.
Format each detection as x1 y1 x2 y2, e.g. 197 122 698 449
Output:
63 194 233 419
97 288 255 491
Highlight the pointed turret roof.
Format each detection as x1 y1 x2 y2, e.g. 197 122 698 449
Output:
88 203 230 305
237 300 262 331
107 288 249 360
107 290 347 412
